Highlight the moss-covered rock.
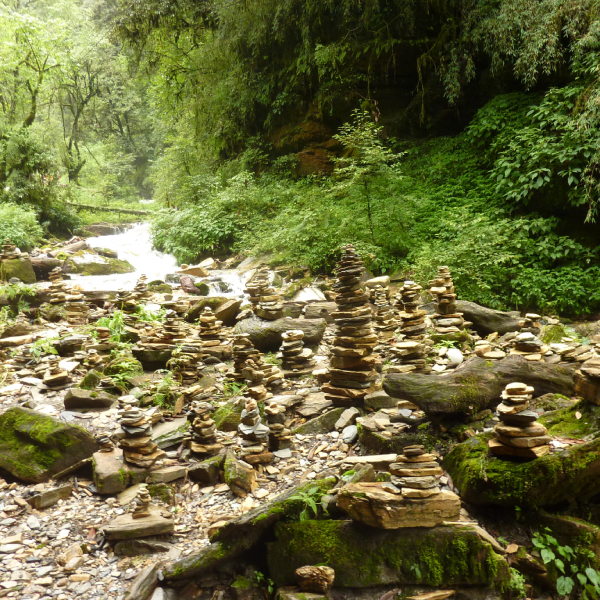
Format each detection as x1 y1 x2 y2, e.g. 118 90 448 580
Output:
39 302 66 322
0 407 99 483
267 520 509 587
357 421 452 455
185 297 228 322
444 433 600 508
148 283 172 294
539 400 600 438
79 369 103 390
64 252 135 276
214 399 244 431
194 282 210 295
294 408 345 434
104 355 143 377
0 257 36 283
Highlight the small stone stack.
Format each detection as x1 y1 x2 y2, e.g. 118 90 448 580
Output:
48 267 68 305
131 484 152 518
389 340 427 373
511 332 545 361
575 356 600 405
43 356 72 387
185 401 221 456
238 397 271 463
389 445 443 498
429 267 465 333
230 334 263 381
64 289 90 327
278 330 315 377
115 289 138 315
0 238 18 259
96 434 114 452
264 401 292 450
396 281 427 339
246 264 283 320
198 307 225 346
117 407 165 468
519 313 541 335
84 349 104 371
132 275 150 300
322 245 380 407
242 359 271 403
489 382 551 459
372 285 396 340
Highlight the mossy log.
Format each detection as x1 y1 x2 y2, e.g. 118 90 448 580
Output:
444 433 600 508
267 520 509 587
384 355 575 424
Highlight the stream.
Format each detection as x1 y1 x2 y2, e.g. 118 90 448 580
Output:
70 222 249 298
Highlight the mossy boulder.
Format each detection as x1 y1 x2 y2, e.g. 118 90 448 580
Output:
148 283 172 294
185 297 229 323
0 407 99 483
267 520 509 587
538 400 600 438
194 282 210 295
64 252 135 276
0 257 36 284
444 433 600 508
104 356 143 377
214 399 244 431
357 421 450 455
79 369 103 390
39 302 66 322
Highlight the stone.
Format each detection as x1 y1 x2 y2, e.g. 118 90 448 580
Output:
63 253 135 276
295 408 344 435
114 539 174 557
0 257 36 284
215 299 242 326
64 388 116 409
178 264 209 277
364 390 398 410
92 449 147 494
0 407 99 483
224 451 257 497
335 407 360 430
146 466 187 484
267 520 508 587
295 566 335 593
337 483 460 528
188 455 224 485
123 563 159 600
25 484 73 509
102 507 174 540
341 425 358 444
234 315 327 352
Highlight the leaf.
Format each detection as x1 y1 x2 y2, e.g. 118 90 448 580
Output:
541 548 555 564
557 576 574 596
578 573 588 586
586 568 600 586
555 558 565 573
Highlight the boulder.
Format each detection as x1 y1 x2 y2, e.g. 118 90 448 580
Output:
31 256 62 278
295 408 345 435
92 449 148 494
114 538 174 557
0 257 36 284
444 433 600 507
102 508 174 540
185 297 229 323
63 253 135 276
215 299 242 326
193 281 210 295
123 563 159 600
364 276 390 289
96 247 118 259
224 451 257 497
337 482 460 528
234 315 327 352
188 455 224 485
179 275 200 295
178 265 209 277
25 484 73 509
384 355 575 424
0 407 99 483
304 302 337 323
267 520 509 587
64 388 116 409
84 223 126 236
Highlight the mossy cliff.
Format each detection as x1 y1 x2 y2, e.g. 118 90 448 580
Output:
267 520 509 587
0 407 98 482
444 433 600 508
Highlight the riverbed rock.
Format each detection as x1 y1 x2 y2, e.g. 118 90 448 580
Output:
102 507 174 540
215 299 242 326
224 451 257 496
85 223 127 236
92 449 148 494
25 484 73 509
234 315 327 351
188 455 224 485
64 388 117 409
185 297 229 322
0 257 36 284
304 302 337 323
63 252 135 276
384 355 575 424
267 520 509 587
0 407 99 483
444 433 600 507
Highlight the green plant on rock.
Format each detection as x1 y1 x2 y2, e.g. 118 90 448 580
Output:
532 527 600 599
252 571 274 596
287 486 327 522
96 310 126 343
0 283 37 301
505 567 527 599
28 337 58 361
152 370 175 408
223 381 247 399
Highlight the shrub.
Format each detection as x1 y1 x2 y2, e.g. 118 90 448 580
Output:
0 204 43 249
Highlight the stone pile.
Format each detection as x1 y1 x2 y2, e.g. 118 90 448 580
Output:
230 334 262 381
132 275 150 300
43 356 72 388
230 334 284 389
199 307 225 344
132 484 152 518
575 356 600 405
238 397 271 463
322 245 380 406
96 434 114 452
84 348 104 371
429 267 465 334
115 289 138 315
395 281 427 339
245 264 283 320
64 289 90 327
372 285 396 340
117 407 165 468
278 330 315 377
185 401 222 456
0 238 18 259
48 267 68 304
510 332 545 361
489 382 550 459
519 313 541 335
389 339 428 374
264 400 292 450
389 445 442 498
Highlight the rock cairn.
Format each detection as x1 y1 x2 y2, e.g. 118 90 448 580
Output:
489 382 550 458
429 266 465 333
396 281 427 338
238 397 271 463
575 356 600 405
230 334 284 390
389 445 443 499
185 401 221 456
264 400 292 450
131 484 152 518
117 407 165 468
198 307 225 345
278 330 315 377
245 264 283 320
64 289 89 327
0 238 18 259
49 267 68 305
230 334 262 381
389 340 427 374
372 285 396 340
43 356 72 387
96 434 114 452
322 245 379 406
132 275 150 300
519 313 541 335
511 331 544 361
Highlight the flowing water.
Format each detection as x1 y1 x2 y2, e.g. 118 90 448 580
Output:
71 222 249 298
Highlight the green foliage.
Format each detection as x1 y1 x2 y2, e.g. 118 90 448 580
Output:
252 571 274 596
152 371 175 408
532 527 600 599
287 486 327 522
28 337 59 361
222 381 247 399
0 205 43 249
506 567 527 599
0 283 38 301
96 310 126 342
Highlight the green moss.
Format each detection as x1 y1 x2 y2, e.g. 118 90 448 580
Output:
539 401 600 438
68 255 135 276
214 400 244 431
542 324 569 344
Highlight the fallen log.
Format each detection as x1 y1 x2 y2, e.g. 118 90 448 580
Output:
31 256 62 277
383 355 575 424
67 202 149 216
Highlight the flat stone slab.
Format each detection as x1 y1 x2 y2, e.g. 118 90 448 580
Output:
296 393 332 418
25 484 72 509
146 466 187 484
92 449 148 494
102 507 174 540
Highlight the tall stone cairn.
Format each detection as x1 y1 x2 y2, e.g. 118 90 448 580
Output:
396 280 427 339
245 264 283 320
372 285 396 340
429 266 465 333
322 245 380 406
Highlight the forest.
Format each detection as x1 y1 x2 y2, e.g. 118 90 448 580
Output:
2 0 600 316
